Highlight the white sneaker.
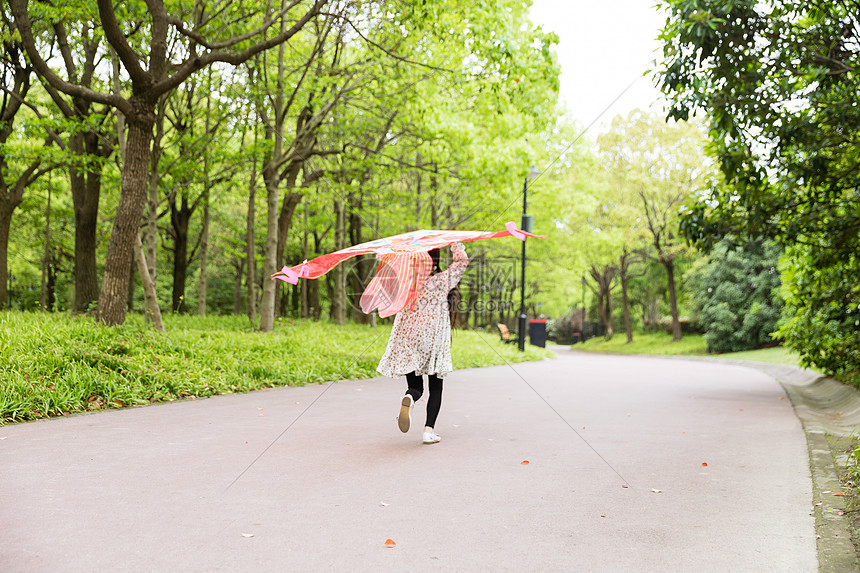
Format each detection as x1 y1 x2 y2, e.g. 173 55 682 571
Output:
422 431 441 444
397 395 414 433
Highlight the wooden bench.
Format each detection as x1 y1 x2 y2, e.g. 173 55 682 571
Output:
497 323 517 344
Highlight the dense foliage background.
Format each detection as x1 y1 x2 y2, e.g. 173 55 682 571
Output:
1 0 857 386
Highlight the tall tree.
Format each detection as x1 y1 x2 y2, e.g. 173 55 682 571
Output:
160 74 230 313
599 111 712 341
36 19 114 312
251 4 362 331
657 0 860 376
0 11 52 307
10 0 328 325
589 262 618 339
617 247 645 344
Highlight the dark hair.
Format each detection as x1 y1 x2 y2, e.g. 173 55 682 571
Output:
447 285 462 328
428 248 441 274
427 247 460 328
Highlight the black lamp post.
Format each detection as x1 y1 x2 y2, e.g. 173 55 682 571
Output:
581 275 586 342
518 166 540 352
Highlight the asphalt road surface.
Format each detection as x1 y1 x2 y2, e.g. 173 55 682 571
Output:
0 349 817 572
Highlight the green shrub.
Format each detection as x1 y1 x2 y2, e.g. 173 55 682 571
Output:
776 245 860 386
687 237 783 353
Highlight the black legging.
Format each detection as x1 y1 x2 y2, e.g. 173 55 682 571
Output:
405 372 443 429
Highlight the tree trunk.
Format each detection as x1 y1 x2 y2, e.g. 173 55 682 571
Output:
233 257 245 314
596 291 609 339
290 283 300 317
300 210 309 318
170 195 191 313
275 165 303 267
644 298 660 332
198 77 213 316
274 190 302 315
347 192 373 324
664 259 682 341
309 279 320 320
259 174 280 332
70 133 103 312
415 152 422 221
40 179 51 310
330 199 346 325
198 187 209 315
135 231 164 331
127 250 136 311
430 164 439 228
98 114 155 326
0 203 15 308
620 270 633 344
246 152 258 324
146 104 165 282
589 265 617 340
258 22 288 333
46 260 56 311
305 228 322 320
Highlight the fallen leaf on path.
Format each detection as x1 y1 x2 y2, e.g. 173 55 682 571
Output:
701 462 708 467
779 396 785 400
832 492 845 496
823 491 832 494
651 488 663 494
380 502 390 507
258 414 264 417
600 513 607 518
836 511 845 516
241 533 254 538
112 400 124 407
257 408 263 411
521 460 530 465
814 502 822 506
384 539 396 548
621 485 629 489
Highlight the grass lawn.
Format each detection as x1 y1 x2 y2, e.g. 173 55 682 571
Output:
577 331 708 356
576 331 803 368
0 311 552 425
717 345 802 367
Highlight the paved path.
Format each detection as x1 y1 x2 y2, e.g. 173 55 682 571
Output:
0 350 817 572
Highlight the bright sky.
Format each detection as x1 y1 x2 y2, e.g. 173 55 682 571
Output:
529 0 667 132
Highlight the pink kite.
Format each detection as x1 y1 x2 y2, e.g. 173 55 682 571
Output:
272 221 546 318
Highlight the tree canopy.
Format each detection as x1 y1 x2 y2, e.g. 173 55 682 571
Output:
657 0 860 376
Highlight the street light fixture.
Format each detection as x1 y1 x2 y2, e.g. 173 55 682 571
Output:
581 275 587 343
518 166 541 352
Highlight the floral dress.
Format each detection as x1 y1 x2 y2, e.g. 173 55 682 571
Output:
376 243 469 378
